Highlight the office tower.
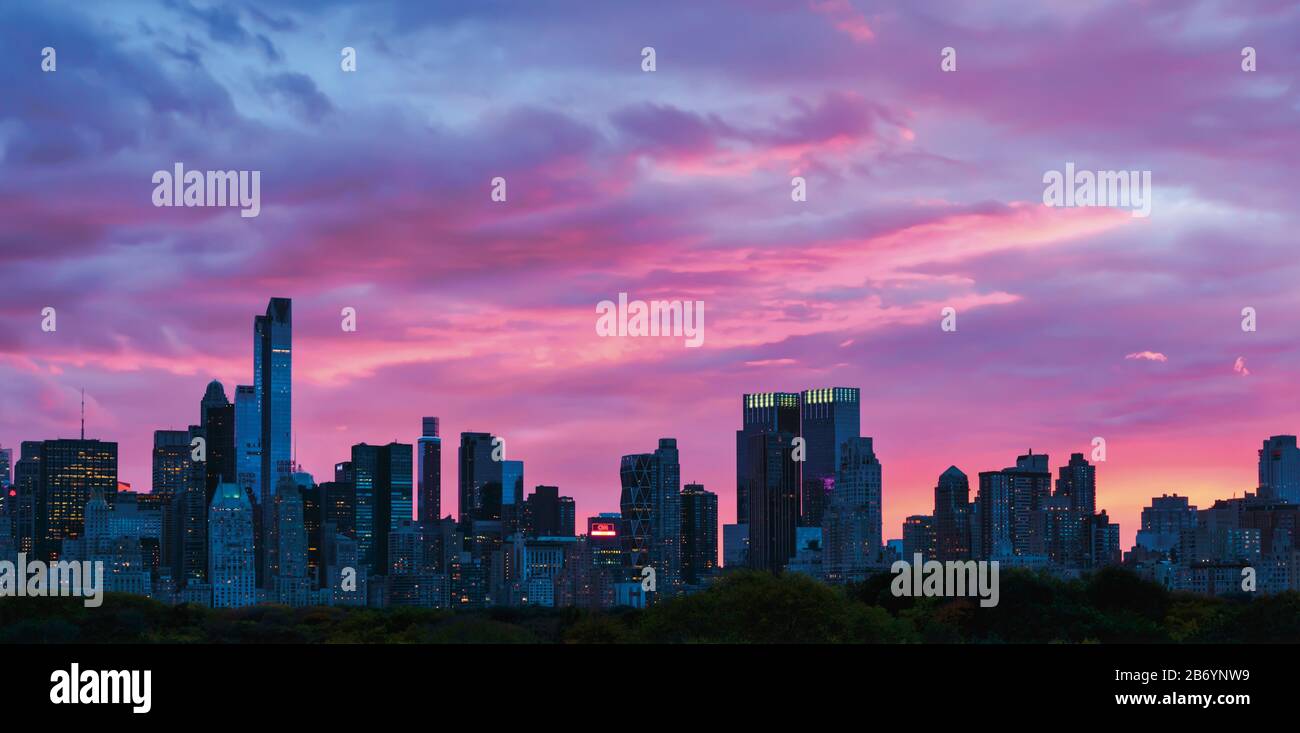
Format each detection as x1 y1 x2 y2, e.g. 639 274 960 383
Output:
200 380 236 504
933 466 970 561
680 483 718 585
823 437 883 582
234 385 261 501
524 485 562 537
209 483 257 608
799 388 861 527
301 482 321 587
386 519 442 607
319 478 356 538
1258 436 1300 503
172 475 208 586
619 438 682 596
151 430 192 501
34 438 118 561
501 460 523 533
558 496 575 537
458 432 502 523
0 444 11 488
1055 452 1097 515
902 515 935 562
736 392 799 525
417 417 441 525
740 431 799 573
352 442 414 577
255 297 292 500
12 443 41 554
588 514 623 567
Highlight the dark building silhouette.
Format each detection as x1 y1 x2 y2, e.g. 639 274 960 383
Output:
352 442 413 577
418 417 441 526
620 438 682 596
524 485 575 537
200 380 236 505
741 431 799 572
902 514 936 561
933 466 970 561
680 483 717 585
1056 452 1096 515
736 392 799 526
458 432 502 523
798 388 860 527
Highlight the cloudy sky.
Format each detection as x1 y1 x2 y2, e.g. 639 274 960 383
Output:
3 0 1299 550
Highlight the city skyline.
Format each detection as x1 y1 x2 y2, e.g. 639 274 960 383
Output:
5 0 1300 554
5 304 1299 554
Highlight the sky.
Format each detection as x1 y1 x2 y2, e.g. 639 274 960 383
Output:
3 0 1300 552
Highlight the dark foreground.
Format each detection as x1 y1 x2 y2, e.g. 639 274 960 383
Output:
3 567 1298 644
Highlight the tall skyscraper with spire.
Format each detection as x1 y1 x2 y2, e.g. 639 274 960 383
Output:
255 297 292 501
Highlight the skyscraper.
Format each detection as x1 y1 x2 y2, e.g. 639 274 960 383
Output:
458 432 502 523
1258 435 1300 503
151 430 191 502
798 387 860 527
933 466 970 561
679 483 718 585
200 380 236 505
209 483 256 609
524 485 571 538
977 451 1052 560
736 392 799 525
34 438 118 561
902 515 936 561
501 459 524 534
234 384 261 501
824 436 883 581
619 438 682 597
0 444 11 488
741 431 799 572
266 473 311 605
418 417 441 525
352 442 413 577
255 297 292 501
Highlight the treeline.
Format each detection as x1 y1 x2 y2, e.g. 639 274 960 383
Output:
2 567 1298 643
